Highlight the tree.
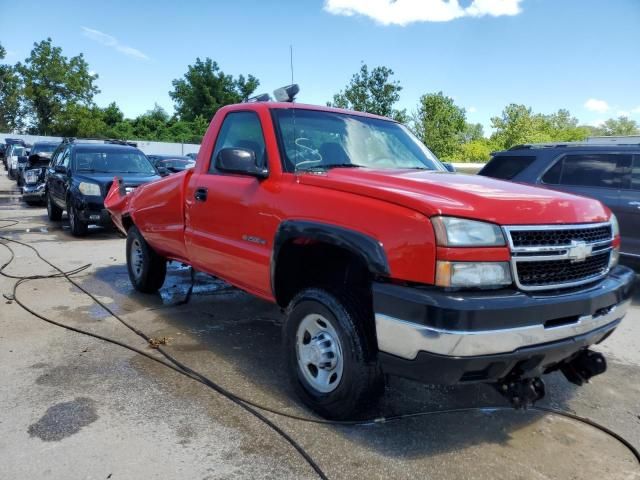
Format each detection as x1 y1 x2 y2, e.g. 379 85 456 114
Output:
53 104 107 138
329 64 407 122
593 116 639 136
170 58 259 122
412 92 466 159
457 138 495 162
460 122 484 143
17 38 99 134
0 42 23 132
102 102 124 127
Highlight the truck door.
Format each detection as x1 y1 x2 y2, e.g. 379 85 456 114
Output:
184 110 273 298
616 154 640 257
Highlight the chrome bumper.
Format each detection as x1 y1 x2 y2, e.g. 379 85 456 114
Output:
375 299 630 360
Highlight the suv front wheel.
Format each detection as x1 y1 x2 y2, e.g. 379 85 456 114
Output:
67 199 88 237
46 192 62 221
284 288 384 419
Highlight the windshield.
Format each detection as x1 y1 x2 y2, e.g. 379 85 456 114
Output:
272 109 444 172
31 143 58 155
11 146 25 157
73 149 156 174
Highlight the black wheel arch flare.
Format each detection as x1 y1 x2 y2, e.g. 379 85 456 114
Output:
271 220 390 305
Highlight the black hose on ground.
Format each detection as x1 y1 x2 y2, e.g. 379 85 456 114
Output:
1 219 638 478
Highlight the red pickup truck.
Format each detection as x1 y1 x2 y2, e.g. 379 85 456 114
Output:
106 88 634 419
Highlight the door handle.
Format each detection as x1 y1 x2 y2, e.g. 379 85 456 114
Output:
194 187 208 202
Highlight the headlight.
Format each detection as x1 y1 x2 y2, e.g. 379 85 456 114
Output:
78 182 102 196
432 216 505 246
610 214 619 237
436 261 512 288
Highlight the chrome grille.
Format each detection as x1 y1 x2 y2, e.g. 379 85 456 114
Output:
504 222 614 291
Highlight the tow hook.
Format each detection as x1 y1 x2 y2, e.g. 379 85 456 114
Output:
496 377 546 409
561 350 607 386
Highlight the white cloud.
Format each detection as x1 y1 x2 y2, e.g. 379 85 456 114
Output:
584 98 609 113
468 106 477 113
81 26 149 60
616 110 631 117
324 0 522 25
589 119 605 128
633 105 640 114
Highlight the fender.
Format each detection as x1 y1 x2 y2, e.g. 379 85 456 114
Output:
271 220 390 301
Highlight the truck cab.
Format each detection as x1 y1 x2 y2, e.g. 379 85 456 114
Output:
106 88 634 419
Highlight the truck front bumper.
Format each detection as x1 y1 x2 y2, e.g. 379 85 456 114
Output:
374 266 634 384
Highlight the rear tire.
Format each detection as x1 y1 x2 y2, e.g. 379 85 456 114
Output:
126 225 167 293
283 288 384 420
46 192 62 221
67 199 88 237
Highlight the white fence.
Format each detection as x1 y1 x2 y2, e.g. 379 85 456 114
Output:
0 133 200 156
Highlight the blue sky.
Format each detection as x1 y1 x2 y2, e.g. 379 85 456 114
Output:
1 0 639 133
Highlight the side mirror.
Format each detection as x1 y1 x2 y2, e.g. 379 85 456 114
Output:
54 165 67 174
442 162 456 173
157 166 169 176
216 148 267 178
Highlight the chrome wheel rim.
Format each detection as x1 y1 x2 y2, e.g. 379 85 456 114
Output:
130 238 144 280
296 313 343 393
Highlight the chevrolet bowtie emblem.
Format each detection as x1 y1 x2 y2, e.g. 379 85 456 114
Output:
567 240 592 262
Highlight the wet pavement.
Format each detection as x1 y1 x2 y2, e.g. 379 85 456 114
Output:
0 171 639 479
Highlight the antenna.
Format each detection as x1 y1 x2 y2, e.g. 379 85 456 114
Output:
290 45 294 86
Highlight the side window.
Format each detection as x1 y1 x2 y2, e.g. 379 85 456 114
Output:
631 155 640 190
542 154 628 189
50 147 64 166
209 111 266 173
60 149 71 169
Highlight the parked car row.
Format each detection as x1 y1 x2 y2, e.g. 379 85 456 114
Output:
2 137 172 236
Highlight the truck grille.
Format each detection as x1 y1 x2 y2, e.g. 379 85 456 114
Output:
510 225 612 247
505 223 614 291
515 251 610 287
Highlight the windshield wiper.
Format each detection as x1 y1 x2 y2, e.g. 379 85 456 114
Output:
298 163 366 172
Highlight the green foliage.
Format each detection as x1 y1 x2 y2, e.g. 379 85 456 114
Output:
412 92 466 159
489 104 589 149
329 64 407 122
169 58 259 122
456 139 497 162
0 42 24 132
591 116 639 136
17 38 99 134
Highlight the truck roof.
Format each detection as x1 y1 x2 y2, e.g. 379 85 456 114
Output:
222 101 397 122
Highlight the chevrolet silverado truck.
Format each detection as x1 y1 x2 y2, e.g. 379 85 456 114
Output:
105 86 634 419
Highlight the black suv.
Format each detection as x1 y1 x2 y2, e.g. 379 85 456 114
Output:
478 142 640 258
46 140 160 236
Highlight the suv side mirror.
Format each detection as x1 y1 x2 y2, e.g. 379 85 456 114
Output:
54 165 67 174
216 148 267 178
157 166 169 176
442 162 456 173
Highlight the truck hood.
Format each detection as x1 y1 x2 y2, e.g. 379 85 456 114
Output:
298 169 610 224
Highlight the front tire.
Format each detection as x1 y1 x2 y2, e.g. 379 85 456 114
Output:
126 225 167 293
46 192 62 221
284 288 384 420
67 199 88 237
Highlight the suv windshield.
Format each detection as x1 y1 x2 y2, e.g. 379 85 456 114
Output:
273 109 444 172
74 149 156 174
31 143 58 155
